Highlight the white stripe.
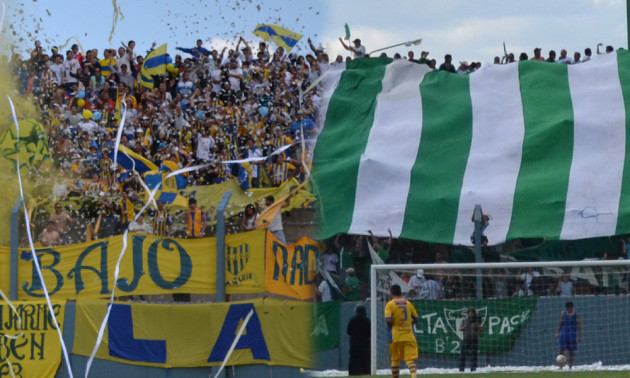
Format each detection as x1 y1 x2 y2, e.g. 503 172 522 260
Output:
453 64 525 245
349 60 431 237
316 64 345 135
561 53 626 239
7 95 75 378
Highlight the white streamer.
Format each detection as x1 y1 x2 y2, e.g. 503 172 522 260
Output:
220 141 310 165
164 163 210 176
6 96 74 378
212 309 254 378
119 145 157 209
0 1 6 35
85 161 211 377
86 97 306 374
220 156 267 164
84 231 128 377
112 94 127 167
111 99 159 208
318 264 342 296
299 122 311 178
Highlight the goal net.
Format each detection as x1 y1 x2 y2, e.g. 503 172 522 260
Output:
370 260 630 374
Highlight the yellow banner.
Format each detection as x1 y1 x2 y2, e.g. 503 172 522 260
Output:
265 232 321 300
32 178 314 240
180 178 316 224
224 230 265 293
0 300 65 377
72 298 312 368
17 230 265 300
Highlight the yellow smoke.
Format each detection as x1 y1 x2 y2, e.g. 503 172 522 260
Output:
0 22 54 246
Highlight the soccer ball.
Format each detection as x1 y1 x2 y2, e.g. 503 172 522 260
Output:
556 354 567 365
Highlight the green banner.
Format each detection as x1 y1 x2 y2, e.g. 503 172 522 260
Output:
450 236 622 263
312 301 340 352
412 297 537 355
507 237 620 261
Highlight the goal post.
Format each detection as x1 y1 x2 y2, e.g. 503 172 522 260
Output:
370 259 630 374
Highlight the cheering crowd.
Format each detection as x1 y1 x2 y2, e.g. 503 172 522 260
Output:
11 35 338 244
12 34 625 296
14 36 331 191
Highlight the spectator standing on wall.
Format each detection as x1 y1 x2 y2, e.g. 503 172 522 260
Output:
265 195 289 244
176 39 211 60
241 203 258 231
185 197 207 238
339 38 366 59
39 221 61 247
151 201 173 237
49 202 77 245
531 47 545 61
439 54 456 73
583 48 593 62
245 137 263 188
113 190 136 233
557 49 571 64
267 154 297 187
128 212 153 234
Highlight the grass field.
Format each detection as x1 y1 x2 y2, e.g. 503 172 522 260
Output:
318 372 630 378
312 368 630 378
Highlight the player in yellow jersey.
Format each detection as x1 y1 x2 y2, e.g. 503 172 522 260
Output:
385 284 419 378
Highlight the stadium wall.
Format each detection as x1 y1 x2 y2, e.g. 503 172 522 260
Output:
320 297 630 371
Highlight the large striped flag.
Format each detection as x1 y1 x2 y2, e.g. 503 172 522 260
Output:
117 145 158 175
144 160 189 207
253 24 303 52
312 50 630 246
140 43 168 89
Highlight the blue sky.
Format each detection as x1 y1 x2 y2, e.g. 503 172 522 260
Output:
6 0 628 65
8 0 325 58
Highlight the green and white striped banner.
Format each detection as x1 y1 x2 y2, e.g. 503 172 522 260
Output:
312 51 630 246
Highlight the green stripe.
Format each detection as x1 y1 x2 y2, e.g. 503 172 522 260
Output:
312 57 390 239
615 50 630 234
507 61 573 240
400 71 473 242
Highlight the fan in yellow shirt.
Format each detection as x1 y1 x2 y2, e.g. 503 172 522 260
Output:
385 284 419 378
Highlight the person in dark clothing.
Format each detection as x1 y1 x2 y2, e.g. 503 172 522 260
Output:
459 308 483 372
347 304 371 375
